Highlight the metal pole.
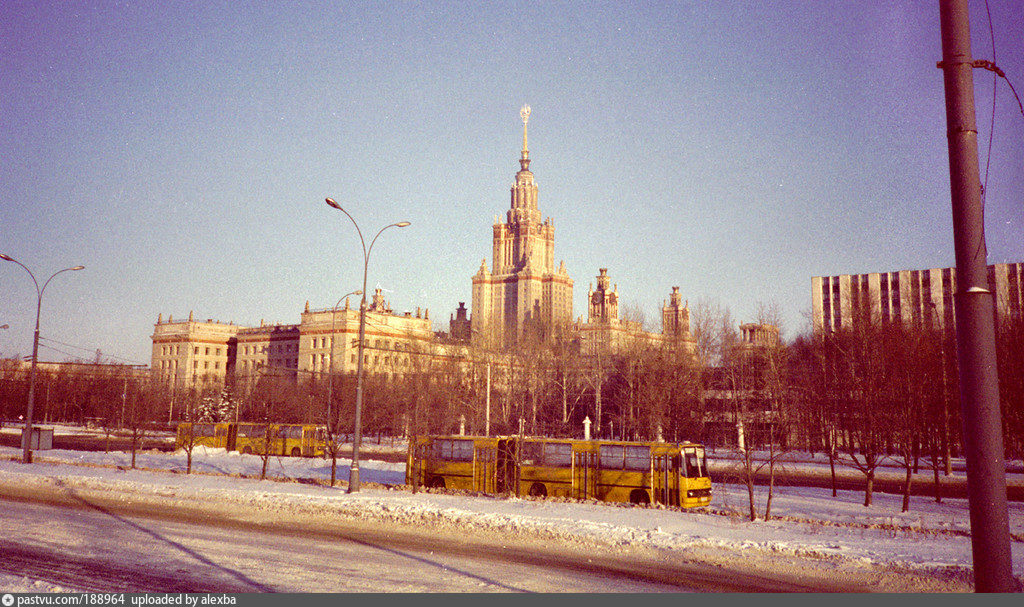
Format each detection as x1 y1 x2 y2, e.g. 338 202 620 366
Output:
938 0 1017 592
325 198 408 494
351 281 368 493
23 301 42 463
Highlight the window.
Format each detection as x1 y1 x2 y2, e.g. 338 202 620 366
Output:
521 442 541 465
600 445 623 468
624 446 650 470
429 439 474 462
524 442 572 466
683 447 707 478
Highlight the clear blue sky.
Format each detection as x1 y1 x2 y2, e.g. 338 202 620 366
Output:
2 1 1022 365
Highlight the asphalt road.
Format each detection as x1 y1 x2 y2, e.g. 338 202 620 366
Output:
0 483 880 593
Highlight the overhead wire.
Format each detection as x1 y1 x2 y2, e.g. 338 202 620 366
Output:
981 0 996 205
36 335 148 366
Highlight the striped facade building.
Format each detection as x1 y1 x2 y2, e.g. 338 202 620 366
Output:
812 262 1024 333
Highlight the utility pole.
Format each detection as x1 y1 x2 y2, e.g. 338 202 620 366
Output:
938 0 1018 592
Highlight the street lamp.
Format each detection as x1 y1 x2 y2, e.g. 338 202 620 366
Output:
0 254 84 463
327 288 362 487
325 197 410 493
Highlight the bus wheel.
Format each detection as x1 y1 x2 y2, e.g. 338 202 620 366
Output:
528 483 547 499
427 477 446 490
629 489 650 505
290 447 301 457
242 447 252 455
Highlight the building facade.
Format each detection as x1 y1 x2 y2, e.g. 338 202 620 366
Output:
152 290 444 390
576 268 695 357
812 261 1024 333
471 105 574 350
151 312 240 389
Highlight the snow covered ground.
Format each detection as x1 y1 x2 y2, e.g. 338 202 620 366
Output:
1 429 1022 592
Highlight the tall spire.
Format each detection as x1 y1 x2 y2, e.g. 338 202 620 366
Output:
519 104 531 171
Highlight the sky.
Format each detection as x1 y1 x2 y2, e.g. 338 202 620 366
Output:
1 1 1022 366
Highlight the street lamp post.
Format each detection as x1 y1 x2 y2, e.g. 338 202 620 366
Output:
325 197 409 493
1 254 84 463
327 289 362 487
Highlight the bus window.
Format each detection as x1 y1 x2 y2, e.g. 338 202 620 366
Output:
284 426 303 439
451 438 474 462
683 447 706 478
521 441 541 465
624 445 650 471
239 424 263 437
543 442 571 467
600 444 624 469
430 438 474 462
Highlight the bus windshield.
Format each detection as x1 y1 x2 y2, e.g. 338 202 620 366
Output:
683 447 707 478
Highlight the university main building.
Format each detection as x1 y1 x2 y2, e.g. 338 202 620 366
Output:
151 107 695 389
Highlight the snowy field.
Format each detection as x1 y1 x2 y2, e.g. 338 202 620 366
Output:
1 427 1023 592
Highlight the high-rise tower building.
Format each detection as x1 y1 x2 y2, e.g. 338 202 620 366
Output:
471 106 574 350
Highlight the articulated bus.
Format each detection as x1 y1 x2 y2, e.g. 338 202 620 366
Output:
407 435 712 508
176 422 326 458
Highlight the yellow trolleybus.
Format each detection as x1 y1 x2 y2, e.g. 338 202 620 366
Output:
176 422 325 457
175 422 231 450
407 435 712 508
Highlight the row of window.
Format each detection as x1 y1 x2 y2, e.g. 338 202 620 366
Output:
240 343 295 356
159 345 224 357
158 359 221 371
424 440 655 471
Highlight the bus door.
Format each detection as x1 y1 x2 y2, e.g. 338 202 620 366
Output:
572 448 597 500
496 438 518 495
214 424 229 449
474 442 497 493
301 426 316 457
652 452 680 506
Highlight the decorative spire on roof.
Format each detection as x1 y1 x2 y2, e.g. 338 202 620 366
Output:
519 104 531 171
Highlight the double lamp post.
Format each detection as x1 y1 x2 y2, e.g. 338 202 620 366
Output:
1 253 84 464
324 197 409 493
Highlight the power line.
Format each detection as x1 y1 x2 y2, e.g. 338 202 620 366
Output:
37 336 147 365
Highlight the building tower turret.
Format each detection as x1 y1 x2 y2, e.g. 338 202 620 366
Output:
472 105 573 350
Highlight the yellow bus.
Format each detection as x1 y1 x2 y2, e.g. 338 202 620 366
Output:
407 435 712 509
176 422 325 457
233 423 325 458
175 422 231 450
